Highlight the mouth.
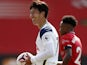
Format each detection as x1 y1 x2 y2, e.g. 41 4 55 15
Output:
32 18 35 21
32 18 36 24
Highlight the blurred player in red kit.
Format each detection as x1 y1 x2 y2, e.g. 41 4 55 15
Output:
58 15 82 65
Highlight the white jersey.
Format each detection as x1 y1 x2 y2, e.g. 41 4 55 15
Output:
31 21 59 65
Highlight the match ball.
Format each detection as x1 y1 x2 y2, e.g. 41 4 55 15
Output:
16 52 33 65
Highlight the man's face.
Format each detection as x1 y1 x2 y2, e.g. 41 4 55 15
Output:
59 21 72 35
30 8 42 25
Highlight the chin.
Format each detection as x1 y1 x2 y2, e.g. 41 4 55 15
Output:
60 32 65 36
32 21 38 26
32 21 36 25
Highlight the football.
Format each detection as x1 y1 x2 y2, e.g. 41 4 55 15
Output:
16 52 33 65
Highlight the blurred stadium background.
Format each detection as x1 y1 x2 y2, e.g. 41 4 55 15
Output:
0 0 87 65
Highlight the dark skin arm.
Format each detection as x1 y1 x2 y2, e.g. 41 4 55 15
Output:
62 46 72 65
58 46 72 65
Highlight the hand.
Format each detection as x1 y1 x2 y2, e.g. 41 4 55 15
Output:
25 53 32 65
19 53 32 65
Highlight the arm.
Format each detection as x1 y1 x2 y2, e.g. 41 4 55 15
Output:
62 46 72 65
31 32 56 64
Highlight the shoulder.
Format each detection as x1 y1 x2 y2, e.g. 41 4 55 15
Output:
61 33 74 40
61 33 75 46
40 26 52 39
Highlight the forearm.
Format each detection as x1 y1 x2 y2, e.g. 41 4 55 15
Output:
31 42 55 64
62 54 71 65
31 50 53 62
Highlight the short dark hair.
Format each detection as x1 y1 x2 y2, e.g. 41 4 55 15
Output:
62 15 78 27
30 1 49 18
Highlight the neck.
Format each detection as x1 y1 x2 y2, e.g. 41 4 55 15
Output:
38 18 46 29
61 30 74 36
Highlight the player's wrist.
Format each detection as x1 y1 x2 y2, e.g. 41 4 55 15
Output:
30 56 37 64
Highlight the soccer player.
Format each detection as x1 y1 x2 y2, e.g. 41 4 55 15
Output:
29 1 59 65
58 15 82 65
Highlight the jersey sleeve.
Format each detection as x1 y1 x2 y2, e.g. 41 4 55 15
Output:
61 37 72 50
31 28 57 64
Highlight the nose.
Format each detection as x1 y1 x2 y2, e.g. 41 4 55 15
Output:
30 13 34 19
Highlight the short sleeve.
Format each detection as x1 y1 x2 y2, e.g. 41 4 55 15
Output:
61 38 72 50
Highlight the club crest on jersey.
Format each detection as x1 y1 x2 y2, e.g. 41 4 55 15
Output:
45 37 49 41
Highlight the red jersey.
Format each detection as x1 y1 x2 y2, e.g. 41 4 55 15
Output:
60 32 82 65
